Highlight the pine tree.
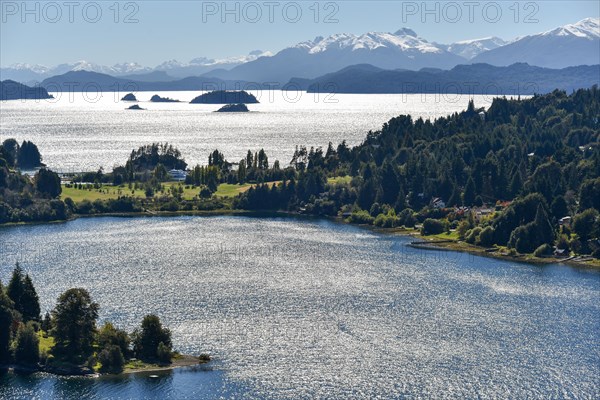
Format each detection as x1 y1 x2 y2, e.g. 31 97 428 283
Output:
447 184 461 207
379 161 400 206
534 204 555 246
41 311 52 332
21 274 41 322
509 170 522 198
52 288 99 360
0 280 16 363
7 265 41 322
6 263 25 312
463 177 476 206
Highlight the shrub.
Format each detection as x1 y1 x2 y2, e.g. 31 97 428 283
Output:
156 342 171 364
421 218 446 235
369 203 381 217
569 238 582 254
347 210 374 225
465 227 482 244
13 322 39 365
98 345 125 373
198 185 213 199
373 210 399 228
533 243 552 258
476 226 495 247
457 220 471 239
556 235 570 251
398 209 417 228
76 200 94 214
98 322 130 358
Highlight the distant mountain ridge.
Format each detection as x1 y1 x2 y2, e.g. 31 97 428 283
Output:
38 70 276 92
472 17 600 68
292 63 600 95
34 62 599 96
0 51 272 84
0 80 53 100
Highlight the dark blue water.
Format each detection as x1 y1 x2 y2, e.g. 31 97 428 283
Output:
1 216 599 398
0 366 248 400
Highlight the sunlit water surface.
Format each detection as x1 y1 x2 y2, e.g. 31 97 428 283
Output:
0 216 598 399
0 91 496 171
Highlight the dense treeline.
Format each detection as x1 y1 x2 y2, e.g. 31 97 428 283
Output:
233 87 600 257
0 142 65 223
0 264 177 373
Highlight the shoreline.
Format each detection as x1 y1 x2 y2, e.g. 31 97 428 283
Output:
2 354 209 378
1 210 598 270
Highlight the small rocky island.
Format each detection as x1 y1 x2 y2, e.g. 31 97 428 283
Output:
190 90 259 104
0 80 54 100
127 104 145 110
215 103 249 112
150 94 180 103
121 93 137 101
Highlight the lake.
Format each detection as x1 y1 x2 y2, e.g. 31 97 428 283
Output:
0 91 496 172
0 216 598 399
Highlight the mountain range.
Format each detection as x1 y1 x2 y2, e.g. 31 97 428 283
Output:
291 63 600 94
0 51 272 84
24 62 596 97
2 18 598 86
471 18 600 68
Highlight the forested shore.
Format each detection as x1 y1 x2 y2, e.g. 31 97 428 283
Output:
1 87 599 264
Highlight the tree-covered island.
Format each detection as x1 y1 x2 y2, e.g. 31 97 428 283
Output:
1 87 599 264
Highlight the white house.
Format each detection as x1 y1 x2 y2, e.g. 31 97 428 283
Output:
431 197 446 209
559 216 572 228
168 169 187 182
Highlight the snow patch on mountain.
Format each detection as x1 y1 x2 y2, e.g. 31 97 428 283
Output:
441 37 507 59
294 30 444 55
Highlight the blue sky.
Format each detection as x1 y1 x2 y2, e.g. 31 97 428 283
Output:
1 1 598 67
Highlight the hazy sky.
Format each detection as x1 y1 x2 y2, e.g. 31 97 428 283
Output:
1 1 598 67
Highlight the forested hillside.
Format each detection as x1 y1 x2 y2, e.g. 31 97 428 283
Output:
236 87 600 256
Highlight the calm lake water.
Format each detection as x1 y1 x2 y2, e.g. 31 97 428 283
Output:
0 216 598 399
0 91 496 171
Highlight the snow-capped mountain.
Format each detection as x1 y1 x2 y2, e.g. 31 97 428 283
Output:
541 17 600 38
439 37 507 59
6 63 50 74
294 28 442 54
0 60 151 83
472 18 599 68
0 51 272 83
206 29 466 82
146 51 272 78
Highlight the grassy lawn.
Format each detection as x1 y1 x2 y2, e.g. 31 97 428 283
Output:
214 183 252 197
38 331 55 354
61 181 273 203
428 231 460 241
328 175 352 185
61 185 146 202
